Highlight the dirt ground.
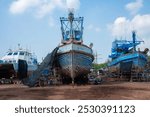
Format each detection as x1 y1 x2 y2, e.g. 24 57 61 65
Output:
0 82 150 100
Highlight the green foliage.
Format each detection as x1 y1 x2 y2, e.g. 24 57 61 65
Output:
148 56 150 61
93 62 107 70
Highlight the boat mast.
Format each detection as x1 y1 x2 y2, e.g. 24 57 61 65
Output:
132 31 136 52
68 10 74 39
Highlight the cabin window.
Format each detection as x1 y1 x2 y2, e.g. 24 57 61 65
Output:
19 52 24 55
13 52 18 55
25 52 29 56
75 30 81 41
8 52 12 55
13 60 16 63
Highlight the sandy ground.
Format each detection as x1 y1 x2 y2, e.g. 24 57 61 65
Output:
0 82 150 100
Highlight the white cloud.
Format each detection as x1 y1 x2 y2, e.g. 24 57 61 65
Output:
9 0 80 17
9 0 81 27
66 0 80 10
9 0 64 17
9 0 40 14
109 14 150 50
108 17 131 37
36 1 55 18
87 24 101 33
125 0 143 15
36 0 66 18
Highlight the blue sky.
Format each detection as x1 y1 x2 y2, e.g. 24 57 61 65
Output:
0 0 150 63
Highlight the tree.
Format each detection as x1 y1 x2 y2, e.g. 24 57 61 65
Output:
93 62 107 70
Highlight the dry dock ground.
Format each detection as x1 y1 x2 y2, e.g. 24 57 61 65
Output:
0 82 150 100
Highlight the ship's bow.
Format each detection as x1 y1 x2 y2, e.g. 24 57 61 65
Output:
57 43 94 83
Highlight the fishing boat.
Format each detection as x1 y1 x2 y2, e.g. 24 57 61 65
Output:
108 31 149 79
56 11 94 84
0 45 38 83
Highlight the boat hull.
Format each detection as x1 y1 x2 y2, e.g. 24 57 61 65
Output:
0 59 37 80
57 43 94 80
108 52 148 72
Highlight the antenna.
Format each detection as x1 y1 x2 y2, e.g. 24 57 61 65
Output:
18 43 20 48
18 43 22 50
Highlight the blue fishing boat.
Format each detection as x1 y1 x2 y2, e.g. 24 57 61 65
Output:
56 11 94 84
108 31 149 77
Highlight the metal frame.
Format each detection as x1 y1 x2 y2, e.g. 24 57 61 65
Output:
60 11 84 43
